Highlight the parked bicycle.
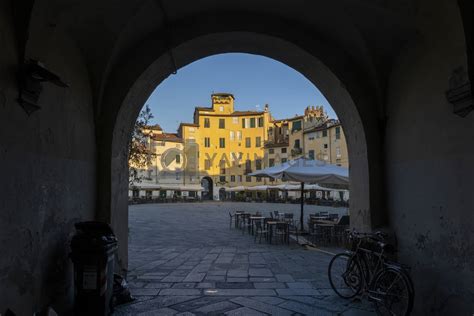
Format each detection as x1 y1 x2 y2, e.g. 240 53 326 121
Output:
328 230 414 315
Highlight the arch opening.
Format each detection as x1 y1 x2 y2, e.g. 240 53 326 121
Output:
100 31 382 271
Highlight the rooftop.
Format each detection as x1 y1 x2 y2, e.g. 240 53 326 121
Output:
151 133 183 142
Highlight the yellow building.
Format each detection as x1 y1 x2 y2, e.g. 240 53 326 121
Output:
179 93 272 199
265 106 349 169
303 120 349 167
131 97 349 200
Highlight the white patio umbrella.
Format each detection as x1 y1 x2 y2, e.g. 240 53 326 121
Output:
246 185 269 191
226 186 246 192
249 157 349 230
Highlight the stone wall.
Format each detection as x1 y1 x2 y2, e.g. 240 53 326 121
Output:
385 0 474 313
0 3 96 314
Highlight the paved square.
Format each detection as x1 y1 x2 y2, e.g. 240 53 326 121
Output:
113 202 374 315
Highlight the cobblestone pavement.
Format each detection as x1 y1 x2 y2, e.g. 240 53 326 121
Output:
114 202 375 315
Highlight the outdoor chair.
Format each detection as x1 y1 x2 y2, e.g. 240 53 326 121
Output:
240 214 252 234
287 220 299 244
308 221 323 244
333 215 350 245
273 210 279 219
229 212 235 229
254 219 269 244
274 222 290 245
319 211 329 218
283 213 295 226
328 213 339 221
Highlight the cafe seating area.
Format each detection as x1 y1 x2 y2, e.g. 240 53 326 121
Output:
229 210 298 245
307 212 350 247
229 210 350 247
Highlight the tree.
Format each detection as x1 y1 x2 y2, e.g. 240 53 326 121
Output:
129 105 155 186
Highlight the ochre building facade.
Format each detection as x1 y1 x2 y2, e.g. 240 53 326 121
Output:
134 93 348 199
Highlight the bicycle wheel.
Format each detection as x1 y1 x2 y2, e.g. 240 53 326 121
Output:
372 268 414 316
328 252 363 299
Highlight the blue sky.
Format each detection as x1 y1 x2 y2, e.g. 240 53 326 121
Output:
145 53 337 132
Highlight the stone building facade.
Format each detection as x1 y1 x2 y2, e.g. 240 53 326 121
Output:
132 94 348 199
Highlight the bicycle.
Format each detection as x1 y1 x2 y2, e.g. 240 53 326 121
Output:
328 230 414 315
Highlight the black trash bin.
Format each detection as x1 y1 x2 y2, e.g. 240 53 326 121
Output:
70 221 118 316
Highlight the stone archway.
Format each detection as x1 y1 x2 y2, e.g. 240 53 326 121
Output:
2 0 471 313
98 31 380 272
201 176 214 200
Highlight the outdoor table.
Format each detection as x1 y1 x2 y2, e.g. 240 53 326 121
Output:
314 221 336 244
249 216 265 235
310 216 329 221
315 219 337 225
266 221 289 244
235 212 250 228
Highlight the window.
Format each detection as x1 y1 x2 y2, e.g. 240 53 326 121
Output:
246 176 252 182
242 118 250 128
322 130 328 137
132 189 139 198
250 117 256 128
230 175 235 182
335 127 341 139
219 118 225 129
189 191 197 198
146 190 153 198
176 155 181 163
256 136 261 147
175 172 181 180
204 159 211 170
308 150 315 160
269 158 275 167
324 143 328 149
336 147 341 158
294 139 300 148
256 177 262 182
269 148 274 154
308 136 315 141
238 175 243 182
204 137 210 147
230 131 235 141
256 159 262 170
282 158 287 163
316 131 321 138
281 148 287 154
219 176 226 182
245 137 251 148
233 117 238 124
292 120 302 132
204 118 210 128
242 118 245 128
220 166 226 174
258 117 264 127
219 138 225 148
245 159 252 173
236 131 242 141
219 106 224 112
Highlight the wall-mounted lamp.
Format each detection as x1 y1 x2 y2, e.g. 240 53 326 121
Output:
18 59 69 115
446 67 472 117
